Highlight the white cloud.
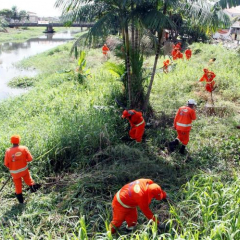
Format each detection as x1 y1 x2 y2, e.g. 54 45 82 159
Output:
0 0 62 17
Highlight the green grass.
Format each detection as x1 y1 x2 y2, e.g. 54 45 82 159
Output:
0 40 239 239
0 27 72 44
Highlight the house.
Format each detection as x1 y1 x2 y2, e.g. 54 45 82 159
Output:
27 12 39 23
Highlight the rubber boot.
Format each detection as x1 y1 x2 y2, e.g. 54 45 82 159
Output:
29 184 41 193
168 139 179 152
179 145 186 155
16 193 24 204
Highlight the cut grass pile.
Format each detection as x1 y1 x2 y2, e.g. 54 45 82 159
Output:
0 40 239 239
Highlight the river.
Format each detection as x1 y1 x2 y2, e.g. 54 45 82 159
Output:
0 30 77 101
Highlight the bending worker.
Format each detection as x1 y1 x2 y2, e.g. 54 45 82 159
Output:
199 69 216 92
122 109 145 142
163 59 170 74
168 99 197 154
4 135 40 203
109 179 167 233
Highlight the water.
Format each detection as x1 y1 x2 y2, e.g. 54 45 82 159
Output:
0 30 76 101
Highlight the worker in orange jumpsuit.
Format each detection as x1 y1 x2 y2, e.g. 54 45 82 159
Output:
185 48 192 60
168 99 197 154
4 135 41 203
199 69 216 92
102 44 110 59
122 110 145 142
163 59 170 73
175 42 182 50
109 179 167 233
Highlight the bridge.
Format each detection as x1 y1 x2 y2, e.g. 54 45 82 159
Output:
8 22 94 33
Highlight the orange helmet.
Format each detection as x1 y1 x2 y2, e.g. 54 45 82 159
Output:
148 183 167 200
122 110 134 118
11 135 21 144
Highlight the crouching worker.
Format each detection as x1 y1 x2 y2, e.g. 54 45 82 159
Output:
122 109 145 142
168 99 197 154
4 135 41 204
109 179 167 234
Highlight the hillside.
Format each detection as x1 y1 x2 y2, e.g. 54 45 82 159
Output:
0 40 239 239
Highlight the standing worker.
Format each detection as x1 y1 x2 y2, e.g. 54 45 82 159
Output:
168 99 197 154
102 43 110 59
4 135 41 203
122 109 145 142
109 179 167 234
185 47 192 60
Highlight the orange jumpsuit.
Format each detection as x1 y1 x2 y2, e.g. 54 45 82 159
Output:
199 69 216 92
110 179 167 233
171 49 179 60
102 45 110 55
174 106 196 145
177 51 183 59
175 42 181 50
163 60 170 73
185 49 192 60
122 110 145 142
4 146 35 194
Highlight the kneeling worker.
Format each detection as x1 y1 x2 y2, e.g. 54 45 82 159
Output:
122 109 145 142
4 135 41 203
168 99 197 154
109 179 167 233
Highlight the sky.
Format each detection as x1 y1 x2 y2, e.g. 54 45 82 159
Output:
0 0 62 17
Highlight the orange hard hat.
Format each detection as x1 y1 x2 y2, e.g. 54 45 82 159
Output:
148 183 167 200
122 110 134 118
11 135 21 144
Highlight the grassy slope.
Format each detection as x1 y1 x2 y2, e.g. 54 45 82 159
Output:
0 41 239 239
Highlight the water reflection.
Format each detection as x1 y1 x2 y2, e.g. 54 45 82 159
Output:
0 30 76 101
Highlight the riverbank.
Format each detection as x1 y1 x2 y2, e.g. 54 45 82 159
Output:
0 27 81 44
0 39 239 239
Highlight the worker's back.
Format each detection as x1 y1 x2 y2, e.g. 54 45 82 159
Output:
174 106 196 131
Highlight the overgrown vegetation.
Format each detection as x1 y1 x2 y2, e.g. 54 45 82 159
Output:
0 37 239 239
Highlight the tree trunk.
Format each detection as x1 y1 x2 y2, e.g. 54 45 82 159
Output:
125 23 132 108
143 30 163 112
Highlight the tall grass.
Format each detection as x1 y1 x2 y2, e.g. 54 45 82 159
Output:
0 40 239 239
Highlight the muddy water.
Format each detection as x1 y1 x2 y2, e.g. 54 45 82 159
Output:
0 30 76 101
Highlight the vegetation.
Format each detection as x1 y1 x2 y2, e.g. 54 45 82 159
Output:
0 29 239 239
55 0 231 110
0 27 70 44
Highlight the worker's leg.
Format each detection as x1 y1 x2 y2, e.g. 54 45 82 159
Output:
109 198 128 234
129 128 136 140
13 177 24 203
125 208 138 230
177 131 189 146
13 177 23 194
177 131 190 154
22 170 34 187
134 125 145 142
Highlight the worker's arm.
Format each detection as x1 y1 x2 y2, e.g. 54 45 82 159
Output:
199 75 206 82
138 202 155 220
4 151 9 168
173 110 179 129
25 147 33 162
191 109 197 121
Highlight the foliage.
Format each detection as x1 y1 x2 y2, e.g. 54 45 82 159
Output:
8 76 37 88
0 36 239 239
